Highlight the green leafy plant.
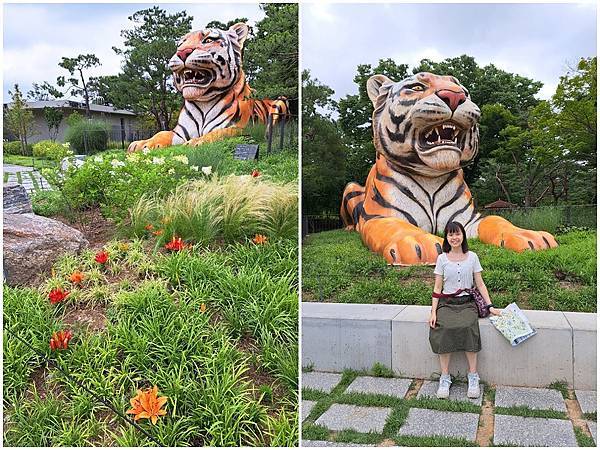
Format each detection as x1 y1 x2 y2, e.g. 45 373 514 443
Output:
65 120 109 154
33 140 73 161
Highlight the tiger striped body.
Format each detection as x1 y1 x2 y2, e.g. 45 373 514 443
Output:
342 72 558 265
128 23 288 152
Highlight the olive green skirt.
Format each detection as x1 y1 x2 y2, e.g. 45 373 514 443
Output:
429 295 481 354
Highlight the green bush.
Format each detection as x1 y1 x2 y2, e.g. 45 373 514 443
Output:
3 141 32 156
65 120 109 154
32 140 73 161
31 190 68 217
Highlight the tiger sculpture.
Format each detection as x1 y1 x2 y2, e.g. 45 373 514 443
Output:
128 22 288 152
341 72 558 265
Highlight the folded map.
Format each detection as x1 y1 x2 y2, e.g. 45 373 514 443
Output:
489 303 537 346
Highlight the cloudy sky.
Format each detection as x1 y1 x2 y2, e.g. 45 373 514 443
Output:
3 3 265 101
302 2 596 102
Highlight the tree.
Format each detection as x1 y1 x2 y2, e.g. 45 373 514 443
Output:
204 18 248 29
56 54 101 117
4 84 36 155
27 81 63 101
302 71 347 214
244 3 298 102
91 7 193 131
43 107 64 141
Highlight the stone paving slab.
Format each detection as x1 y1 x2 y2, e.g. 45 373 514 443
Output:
345 376 411 399
587 420 597 444
397 408 479 441
302 400 317 422
494 414 577 446
303 372 343 393
301 440 373 447
315 403 392 433
575 390 597 414
495 386 566 411
416 380 483 405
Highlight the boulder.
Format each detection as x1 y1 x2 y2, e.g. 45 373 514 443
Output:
3 184 33 214
3 213 89 286
60 155 87 172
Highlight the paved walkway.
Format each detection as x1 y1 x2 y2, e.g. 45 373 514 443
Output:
3 164 52 193
302 371 597 447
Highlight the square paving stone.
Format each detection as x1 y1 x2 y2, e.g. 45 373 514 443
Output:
345 376 412 399
303 372 343 393
495 386 566 411
416 380 483 405
301 440 372 447
587 421 596 444
397 408 479 441
302 400 317 422
494 414 577 446
575 390 597 414
314 403 392 433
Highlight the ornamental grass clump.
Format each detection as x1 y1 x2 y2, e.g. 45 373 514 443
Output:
128 175 297 245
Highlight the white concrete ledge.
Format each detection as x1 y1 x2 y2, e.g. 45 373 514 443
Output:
302 302 596 390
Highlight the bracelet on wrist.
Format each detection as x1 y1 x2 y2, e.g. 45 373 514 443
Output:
486 304 497 310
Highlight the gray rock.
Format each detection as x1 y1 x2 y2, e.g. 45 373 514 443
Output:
302 400 317 422
315 403 392 433
3 184 33 214
493 414 577 446
495 386 566 411
587 420 596 444
417 380 483 405
303 372 343 393
345 376 411 399
3 213 88 286
397 408 479 441
575 390 597 414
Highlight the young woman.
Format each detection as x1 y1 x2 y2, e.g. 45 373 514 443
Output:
429 221 501 399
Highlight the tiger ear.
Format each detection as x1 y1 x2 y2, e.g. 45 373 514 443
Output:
229 22 250 46
367 74 393 106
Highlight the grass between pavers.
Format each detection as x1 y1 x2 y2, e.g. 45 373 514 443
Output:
3 154 58 170
4 238 298 446
3 172 9 183
574 427 596 447
16 171 22 184
301 370 483 446
302 229 596 312
583 412 596 421
494 405 567 420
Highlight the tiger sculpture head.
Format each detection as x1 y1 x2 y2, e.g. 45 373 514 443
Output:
168 23 249 101
367 72 481 177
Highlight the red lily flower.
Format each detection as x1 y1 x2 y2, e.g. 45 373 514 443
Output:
251 169 261 178
49 288 69 305
95 250 109 264
50 329 73 350
164 236 187 252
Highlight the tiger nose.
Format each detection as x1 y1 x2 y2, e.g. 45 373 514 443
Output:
436 89 466 112
177 48 194 62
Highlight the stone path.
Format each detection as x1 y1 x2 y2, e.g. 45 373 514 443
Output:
301 371 597 447
3 164 52 193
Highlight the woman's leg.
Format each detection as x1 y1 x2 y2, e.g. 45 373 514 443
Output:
439 353 451 374
465 351 478 373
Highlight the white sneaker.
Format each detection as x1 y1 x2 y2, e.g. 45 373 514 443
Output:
436 374 452 399
467 372 480 398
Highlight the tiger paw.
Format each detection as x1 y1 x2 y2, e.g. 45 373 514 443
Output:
478 215 558 251
127 131 174 152
383 232 444 265
185 136 205 147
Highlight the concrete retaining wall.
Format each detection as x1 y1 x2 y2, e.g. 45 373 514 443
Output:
302 302 596 390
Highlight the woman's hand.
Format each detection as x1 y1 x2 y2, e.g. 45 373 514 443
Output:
429 312 437 328
489 307 502 316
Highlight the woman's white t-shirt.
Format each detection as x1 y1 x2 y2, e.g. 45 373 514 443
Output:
434 251 483 295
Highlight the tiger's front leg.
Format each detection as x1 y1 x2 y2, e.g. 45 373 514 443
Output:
185 127 242 146
478 216 558 251
127 131 175 153
360 217 444 265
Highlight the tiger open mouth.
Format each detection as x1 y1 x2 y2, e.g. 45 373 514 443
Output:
418 122 464 152
174 69 214 87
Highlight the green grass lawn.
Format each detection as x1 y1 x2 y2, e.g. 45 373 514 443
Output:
3 154 58 170
4 238 298 446
302 229 596 312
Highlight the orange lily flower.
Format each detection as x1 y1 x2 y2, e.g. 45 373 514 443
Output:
164 236 188 251
200 303 207 313
252 234 268 245
50 329 73 350
69 271 85 284
152 229 164 236
126 386 168 425
251 169 261 178
144 224 154 231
